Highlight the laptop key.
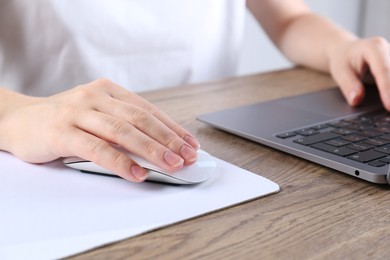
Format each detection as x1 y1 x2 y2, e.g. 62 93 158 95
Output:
347 150 386 163
276 132 297 139
311 143 356 156
347 143 374 152
363 138 390 146
373 126 390 133
344 116 370 124
312 124 329 130
378 134 390 141
298 129 320 136
378 114 390 123
332 128 356 135
293 132 339 146
329 121 351 128
358 130 382 138
368 160 387 167
325 138 351 147
374 144 390 154
295 128 313 134
341 134 367 142
379 156 390 163
348 124 373 131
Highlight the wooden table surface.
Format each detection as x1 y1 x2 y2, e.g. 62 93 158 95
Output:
69 68 390 260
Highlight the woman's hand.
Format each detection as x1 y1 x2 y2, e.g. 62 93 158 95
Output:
0 79 200 182
248 0 390 110
328 37 390 110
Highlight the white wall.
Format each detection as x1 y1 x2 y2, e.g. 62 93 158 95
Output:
361 0 390 39
238 0 363 76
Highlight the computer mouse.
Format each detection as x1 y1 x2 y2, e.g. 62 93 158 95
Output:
63 149 217 185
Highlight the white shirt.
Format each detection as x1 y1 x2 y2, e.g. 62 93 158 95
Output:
0 0 245 96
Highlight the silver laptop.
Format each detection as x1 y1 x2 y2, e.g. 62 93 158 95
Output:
198 85 390 184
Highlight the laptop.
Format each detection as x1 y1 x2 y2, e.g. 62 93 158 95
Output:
198 84 390 184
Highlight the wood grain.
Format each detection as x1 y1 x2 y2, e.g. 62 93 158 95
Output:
67 68 390 260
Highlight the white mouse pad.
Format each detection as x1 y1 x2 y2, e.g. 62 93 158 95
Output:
0 151 280 260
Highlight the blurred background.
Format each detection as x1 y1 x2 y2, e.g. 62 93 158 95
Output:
239 0 390 76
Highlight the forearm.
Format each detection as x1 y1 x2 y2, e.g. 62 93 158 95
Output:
276 13 357 72
248 0 357 73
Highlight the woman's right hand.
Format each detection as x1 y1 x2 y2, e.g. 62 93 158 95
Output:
0 78 200 182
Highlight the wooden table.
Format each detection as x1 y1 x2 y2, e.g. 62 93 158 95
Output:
70 68 390 259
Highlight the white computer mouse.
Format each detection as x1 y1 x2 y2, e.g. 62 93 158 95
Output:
63 149 217 185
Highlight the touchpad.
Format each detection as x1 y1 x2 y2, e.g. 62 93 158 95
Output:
277 88 357 118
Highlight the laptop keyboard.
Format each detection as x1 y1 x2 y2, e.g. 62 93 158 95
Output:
276 109 390 167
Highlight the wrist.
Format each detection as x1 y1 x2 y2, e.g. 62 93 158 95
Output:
0 88 37 117
0 88 40 152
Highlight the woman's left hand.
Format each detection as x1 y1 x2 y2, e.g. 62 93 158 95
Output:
328 37 390 110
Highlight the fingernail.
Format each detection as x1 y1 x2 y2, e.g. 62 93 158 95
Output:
131 165 148 181
184 135 201 150
164 151 184 167
349 89 359 105
180 144 198 162
385 91 390 105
